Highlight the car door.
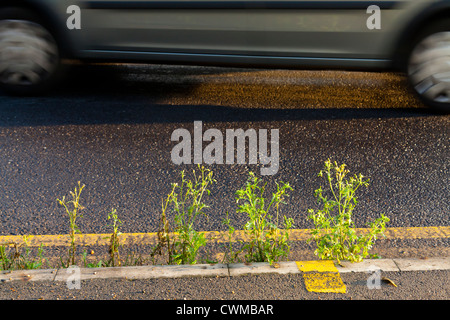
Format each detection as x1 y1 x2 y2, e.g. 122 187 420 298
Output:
47 0 433 65
69 0 252 55
244 0 413 60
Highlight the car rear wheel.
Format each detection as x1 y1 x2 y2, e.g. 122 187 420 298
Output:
0 8 62 95
407 21 450 113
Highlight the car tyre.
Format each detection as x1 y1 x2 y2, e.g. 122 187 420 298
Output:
0 7 63 95
407 20 450 113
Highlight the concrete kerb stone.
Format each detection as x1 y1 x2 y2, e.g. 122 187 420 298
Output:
0 257 449 284
336 259 400 273
0 268 58 282
393 257 450 271
54 263 230 281
228 262 300 276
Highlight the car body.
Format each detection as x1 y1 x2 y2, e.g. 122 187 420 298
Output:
1 0 450 111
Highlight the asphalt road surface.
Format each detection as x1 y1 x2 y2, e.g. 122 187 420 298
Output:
0 64 448 237
1 270 448 301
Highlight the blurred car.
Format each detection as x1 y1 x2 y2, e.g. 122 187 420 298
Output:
1 0 450 111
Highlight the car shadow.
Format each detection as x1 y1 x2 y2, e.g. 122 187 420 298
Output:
0 63 436 127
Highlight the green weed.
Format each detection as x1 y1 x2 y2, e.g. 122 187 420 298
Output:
105 208 122 267
0 237 48 270
57 181 85 267
0 243 19 270
223 172 294 265
307 160 389 263
81 249 104 268
152 165 215 265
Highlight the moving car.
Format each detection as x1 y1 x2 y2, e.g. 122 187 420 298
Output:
1 0 450 111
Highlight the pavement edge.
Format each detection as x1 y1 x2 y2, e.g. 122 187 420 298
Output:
1 257 449 283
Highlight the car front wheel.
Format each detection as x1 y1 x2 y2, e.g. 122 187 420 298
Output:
408 22 450 113
0 8 62 95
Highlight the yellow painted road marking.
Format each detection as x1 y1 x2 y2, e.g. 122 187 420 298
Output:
302 272 347 293
0 233 159 247
296 260 346 293
296 260 338 272
0 226 448 247
382 226 450 239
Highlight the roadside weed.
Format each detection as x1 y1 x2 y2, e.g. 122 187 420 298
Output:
105 208 122 267
81 249 104 268
307 160 389 263
0 237 48 270
151 185 177 265
171 166 215 264
0 243 19 270
152 165 215 265
16 236 48 270
221 211 242 263
57 181 85 267
224 172 294 265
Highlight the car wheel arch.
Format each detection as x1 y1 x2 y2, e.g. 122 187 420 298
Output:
392 2 450 71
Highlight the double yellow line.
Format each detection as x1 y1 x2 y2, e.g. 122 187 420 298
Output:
1 226 448 247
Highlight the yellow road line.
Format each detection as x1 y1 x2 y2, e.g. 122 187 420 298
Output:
0 226 448 247
382 226 450 239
